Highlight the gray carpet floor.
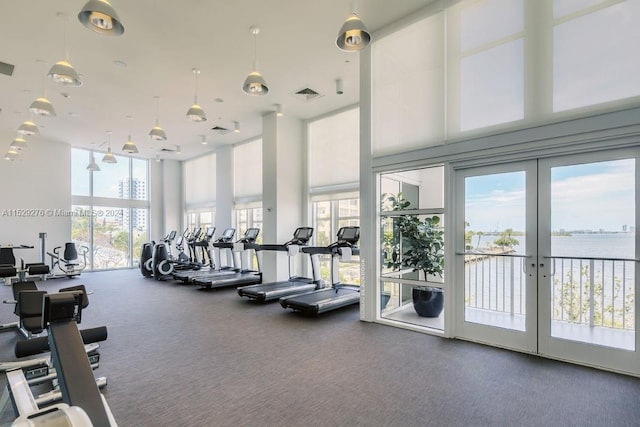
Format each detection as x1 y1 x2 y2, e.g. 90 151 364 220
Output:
1 269 640 426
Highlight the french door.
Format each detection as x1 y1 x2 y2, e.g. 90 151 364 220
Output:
455 148 639 375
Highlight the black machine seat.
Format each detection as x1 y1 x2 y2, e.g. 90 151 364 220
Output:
12 281 38 301
62 243 79 266
0 247 17 278
16 290 47 335
10 282 90 336
60 284 90 310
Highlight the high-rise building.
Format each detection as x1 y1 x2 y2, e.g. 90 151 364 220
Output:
118 178 147 229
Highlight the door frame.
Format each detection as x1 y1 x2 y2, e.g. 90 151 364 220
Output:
453 147 639 375
454 160 539 354
537 147 640 375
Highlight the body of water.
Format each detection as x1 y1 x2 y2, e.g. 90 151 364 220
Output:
473 232 635 260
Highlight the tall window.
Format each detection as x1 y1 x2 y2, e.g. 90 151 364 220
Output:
371 0 640 156
378 166 445 331
184 152 216 236
311 196 360 285
552 0 640 111
308 107 360 285
71 148 149 270
234 207 263 243
233 139 262 242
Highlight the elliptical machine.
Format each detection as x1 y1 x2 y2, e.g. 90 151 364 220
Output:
140 230 176 278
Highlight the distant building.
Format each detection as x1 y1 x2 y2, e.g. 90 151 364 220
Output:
118 178 147 229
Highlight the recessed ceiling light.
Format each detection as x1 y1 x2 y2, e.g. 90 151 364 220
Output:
214 98 224 103
113 60 127 68
61 92 71 98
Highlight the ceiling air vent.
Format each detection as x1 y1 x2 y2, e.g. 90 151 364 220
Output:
160 147 175 153
291 87 324 102
0 61 15 77
211 125 232 135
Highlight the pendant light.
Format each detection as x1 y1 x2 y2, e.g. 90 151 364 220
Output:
4 147 19 161
78 0 125 36
30 62 56 117
186 68 207 122
48 14 82 87
336 2 371 52
87 154 100 172
86 142 100 171
122 116 139 154
149 96 167 140
10 136 28 151
242 26 268 96
102 131 117 163
18 119 39 136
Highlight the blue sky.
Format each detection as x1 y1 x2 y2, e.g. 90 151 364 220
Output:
465 158 635 232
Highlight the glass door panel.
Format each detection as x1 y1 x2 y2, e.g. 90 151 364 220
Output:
456 161 537 353
457 150 638 374
464 171 527 331
538 151 638 374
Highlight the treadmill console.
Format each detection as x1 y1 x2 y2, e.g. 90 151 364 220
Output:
291 227 314 245
218 228 236 243
243 228 260 243
336 226 360 245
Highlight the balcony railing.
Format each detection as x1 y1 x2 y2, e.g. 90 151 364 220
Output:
463 252 528 316
547 256 636 331
463 252 636 331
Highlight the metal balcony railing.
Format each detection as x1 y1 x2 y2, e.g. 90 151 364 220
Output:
462 252 637 331
546 256 636 331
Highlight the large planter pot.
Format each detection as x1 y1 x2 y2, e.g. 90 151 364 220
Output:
412 286 444 318
380 292 391 310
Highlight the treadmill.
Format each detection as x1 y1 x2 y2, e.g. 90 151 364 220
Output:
172 227 236 283
279 226 360 315
171 226 216 280
237 227 317 302
193 228 262 289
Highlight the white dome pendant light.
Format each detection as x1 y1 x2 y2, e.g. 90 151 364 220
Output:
122 116 139 154
78 0 124 36
48 13 82 87
102 131 117 163
336 1 371 52
242 26 268 96
149 96 167 140
30 61 56 117
186 68 207 122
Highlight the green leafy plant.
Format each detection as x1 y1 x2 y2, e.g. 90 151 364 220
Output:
383 193 444 279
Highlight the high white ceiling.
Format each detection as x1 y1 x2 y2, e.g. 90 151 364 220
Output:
0 0 434 160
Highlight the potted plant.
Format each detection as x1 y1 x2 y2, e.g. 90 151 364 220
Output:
383 193 445 317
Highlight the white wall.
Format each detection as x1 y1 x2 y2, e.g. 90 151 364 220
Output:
262 113 303 282
0 135 71 264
